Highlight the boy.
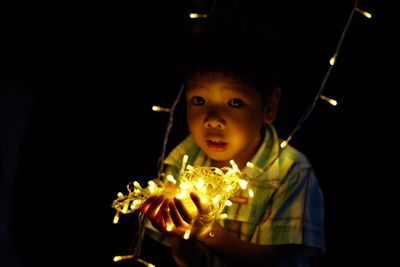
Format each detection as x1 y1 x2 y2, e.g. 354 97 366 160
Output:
141 14 325 267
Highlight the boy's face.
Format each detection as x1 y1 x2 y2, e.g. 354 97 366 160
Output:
185 73 276 169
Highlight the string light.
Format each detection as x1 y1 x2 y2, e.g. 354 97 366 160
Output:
112 0 372 264
112 155 252 239
275 0 370 168
113 255 134 262
114 255 155 267
152 106 171 113
319 95 338 106
355 7 372 19
329 52 338 66
189 13 208 19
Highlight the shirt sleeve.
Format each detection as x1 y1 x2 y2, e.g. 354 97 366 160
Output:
251 165 325 253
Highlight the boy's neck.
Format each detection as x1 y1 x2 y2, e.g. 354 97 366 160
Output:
211 159 246 171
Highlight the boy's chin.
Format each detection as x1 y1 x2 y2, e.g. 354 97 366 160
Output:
208 156 233 168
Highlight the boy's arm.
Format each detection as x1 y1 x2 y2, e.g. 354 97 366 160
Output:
142 193 318 266
170 237 207 267
195 222 317 266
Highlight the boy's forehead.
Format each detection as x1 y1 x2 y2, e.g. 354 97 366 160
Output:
185 72 261 98
187 72 249 87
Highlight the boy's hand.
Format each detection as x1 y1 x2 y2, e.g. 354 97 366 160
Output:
141 192 212 239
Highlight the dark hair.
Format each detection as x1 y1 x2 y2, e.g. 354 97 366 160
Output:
181 12 281 98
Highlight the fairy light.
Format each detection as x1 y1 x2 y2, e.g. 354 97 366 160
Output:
319 95 338 106
280 135 292 149
355 7 372 19
329 52 338 66
246 161 264 173
112 0 372 264
113 211 120 224
152 106 171 113
248 189 254 198
189 13 208 19
166 175 177 184
112 155 251 240
219 213 228 219
166 224 173 231
113 255 134 262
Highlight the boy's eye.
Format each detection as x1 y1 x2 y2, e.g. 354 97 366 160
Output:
228 98 244 108
191 96 205 105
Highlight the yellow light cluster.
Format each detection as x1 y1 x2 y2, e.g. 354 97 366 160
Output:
112 156 253 240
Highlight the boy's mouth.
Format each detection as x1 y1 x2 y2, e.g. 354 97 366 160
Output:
206 139 227 151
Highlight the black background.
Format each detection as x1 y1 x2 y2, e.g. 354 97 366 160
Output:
1 0 396 266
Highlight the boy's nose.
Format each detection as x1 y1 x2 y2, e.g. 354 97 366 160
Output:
204 118 226 129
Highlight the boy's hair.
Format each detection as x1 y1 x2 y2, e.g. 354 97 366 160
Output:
181 12 281 99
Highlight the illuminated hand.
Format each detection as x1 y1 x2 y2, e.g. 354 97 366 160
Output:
141 192 212 239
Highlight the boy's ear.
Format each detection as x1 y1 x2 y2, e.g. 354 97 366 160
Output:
263 87 281 124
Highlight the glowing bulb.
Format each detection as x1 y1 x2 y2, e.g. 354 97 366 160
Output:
329 53 337 65
246 162 264 172
320 95 338 106
113 212 120 224
229 160 238 170
131 200 140 209
219 213 228 219
214 168 223 174
183 229 191 239
152 106 171 112
136 258 156 267
117 192 123 198
280 136 292 149
225 185 233 191
213 195 221 204
148 180 156 193
225 199 232 206
179 183 188 190
355 8 372 19
280 140 288 148
239 180 248 190
166 224 173 231
189 13 208 19
113 255 134 262
122 203 129 213
176 192 185 199
195 179 204 188
133 181 142 189
248 189 254 198
167 175 177 184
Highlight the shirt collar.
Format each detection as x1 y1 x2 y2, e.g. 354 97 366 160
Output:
164 124 281 181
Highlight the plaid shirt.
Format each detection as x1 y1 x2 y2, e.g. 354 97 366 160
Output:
146 124 325 266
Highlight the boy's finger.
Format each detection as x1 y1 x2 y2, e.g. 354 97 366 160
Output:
169 201 187 228
162 199 174 232
190 192 210 214
154 199 171 231
140 195 158 214
174 197 192 223
145 195 165 218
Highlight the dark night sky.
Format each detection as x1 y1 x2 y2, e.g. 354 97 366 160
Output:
1 1 396 267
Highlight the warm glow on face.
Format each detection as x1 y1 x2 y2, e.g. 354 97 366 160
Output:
185 75 266 168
